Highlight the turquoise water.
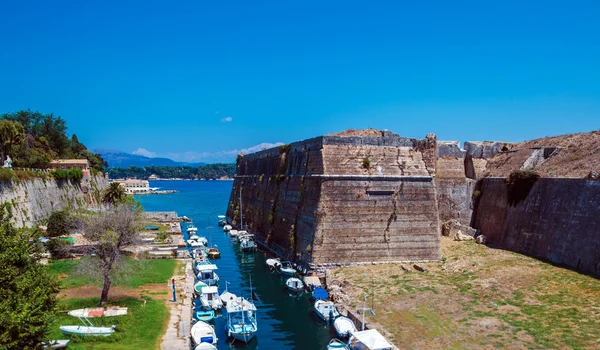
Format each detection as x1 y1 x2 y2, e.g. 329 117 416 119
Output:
136 180 336 349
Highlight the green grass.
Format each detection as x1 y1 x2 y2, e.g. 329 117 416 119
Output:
46 297 168 349
49 258 177 289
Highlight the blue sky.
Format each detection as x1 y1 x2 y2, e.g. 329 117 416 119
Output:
1 1 598 163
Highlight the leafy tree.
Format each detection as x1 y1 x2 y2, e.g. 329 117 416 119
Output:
46 210 71 237
0 203 59 348
103 182 126 205
70 134 86 154
46 239 73 259
79 204 143 304
0 119 24 163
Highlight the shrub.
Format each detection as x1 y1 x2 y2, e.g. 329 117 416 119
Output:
362 157 371 169
47 210 71 237
51 168 83 181
0 168 15 182
46 239 73 259
506 170 540 205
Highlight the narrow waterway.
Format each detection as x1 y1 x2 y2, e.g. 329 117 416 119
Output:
137 180 336 349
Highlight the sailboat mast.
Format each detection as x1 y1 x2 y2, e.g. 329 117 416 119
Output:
239 188 243 229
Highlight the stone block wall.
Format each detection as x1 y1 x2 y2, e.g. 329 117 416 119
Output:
472 178 600 276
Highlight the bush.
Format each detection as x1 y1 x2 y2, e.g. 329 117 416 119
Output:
362 157 371 169
0 168 15 182
46 239 73 259
506 170 540 205
51 168 83 181
47 210 71 237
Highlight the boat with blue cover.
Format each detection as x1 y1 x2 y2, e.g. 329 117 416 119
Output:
191 320 218 347
225 297 258 343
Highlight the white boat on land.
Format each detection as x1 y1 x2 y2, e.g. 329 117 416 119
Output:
194 343 217 350
41 340 70 349
328 338 350 350
314 300 339 322
348 329 393 350
190 320 218 346
265 258 282 271
225 297 258 343
198 285 224 310
60 317 115 337
285 277 304 292
68 307 128 318
223 224 232 232
196 262 220 286
334 316 358 338
279 261 297 276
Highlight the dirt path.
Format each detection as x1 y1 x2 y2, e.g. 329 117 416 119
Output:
59 283 172 300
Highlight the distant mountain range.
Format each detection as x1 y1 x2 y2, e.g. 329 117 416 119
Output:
95 149 205 168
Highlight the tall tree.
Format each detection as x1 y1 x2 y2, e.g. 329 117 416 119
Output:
71 134 86 154
0 203 59 348
103 182 126 205
80 204 143 304
0 119 24 163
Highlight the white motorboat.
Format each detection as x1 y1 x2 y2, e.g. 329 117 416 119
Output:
285 277 304 293
229 229 239 237
236 231 249 242
265 258 282 271
190 320 218 346
190 241 205 248
41 340 70 349
225 297 257 343
240 235 256 252
223 224 232 232
328 338 350 350
348 329 393 350
198 285 224 310
279 261 297 276
314 300 339 323
187 225 198 234
196 262 220 286
194 343 217 350
67 307 128 318
60 323 115 337
220 291 237 305
334 316 358 338
190 234 200 240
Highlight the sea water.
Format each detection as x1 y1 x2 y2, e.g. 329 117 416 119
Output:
137 180 336 349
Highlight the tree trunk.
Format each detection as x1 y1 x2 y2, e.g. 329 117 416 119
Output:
100 272 111 305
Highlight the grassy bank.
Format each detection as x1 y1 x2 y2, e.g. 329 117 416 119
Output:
47 297 168 350
49 258 177 289
332 237 600 349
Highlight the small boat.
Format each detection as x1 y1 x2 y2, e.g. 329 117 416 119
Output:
328 338 350 350
314 300 339 322
188 225 198 232
265 258 282 271
190 241 205 248
223 224 232 232
67 307 128 318
181 215 192 222
194 343 217 350
229 229 239 237
240 235 256 252
207 247 221 259
285 277 304 293
236 231 249 242
60 317 115 337
190 320 218 346
279 261 297 276
153 246 177 251
190 234 200 241
194 309 215 322
196 262 220 286
312 287 329 301
198 285 224 310
220 291 236 305
348 329 393 350
225 297 257 343
197 237 209 246
194 281 208 294
334 316 358 338
41 340 70 349
141 237 155 243
145 225 160 230
217 215 227 226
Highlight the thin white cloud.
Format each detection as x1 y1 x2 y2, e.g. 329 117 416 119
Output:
132 148 156 158
220 116 233 123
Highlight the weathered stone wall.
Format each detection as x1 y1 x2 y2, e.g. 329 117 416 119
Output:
472 178 600 276
435 142 474 226
227 133 441 267
0 174 108 227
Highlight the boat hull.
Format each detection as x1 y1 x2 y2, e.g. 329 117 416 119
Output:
227 330 256 343
59 326 114 336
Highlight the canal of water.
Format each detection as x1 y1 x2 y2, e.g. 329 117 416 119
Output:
137 180 336 349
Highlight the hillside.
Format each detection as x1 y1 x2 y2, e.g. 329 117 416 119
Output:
107 164 235 180
483 130 600 178
96 149 205 168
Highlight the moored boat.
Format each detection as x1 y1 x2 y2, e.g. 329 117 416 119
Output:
194 309 215 322
190 320 218 346
223 224 232 232
314 300 339 322
194 343 217 350
207 247 220 259
225 297 257 343
328 338 350 350
196 262 220 286
229 229 239 237
240 235 256 252
348 329 393 350
265 258 282 271
334 316 357 338
279 261 297 276
198 285 224 310
285 277 304 293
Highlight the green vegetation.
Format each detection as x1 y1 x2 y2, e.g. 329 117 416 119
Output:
47 210 72 237
46 239 73 259
51 168 84 181
49 258 177 289
0 168 15 182
362 157 371 169
0 202 59 348
103 182 126 205
0 109 107 172
506 170 540 205
108 163 235 180
46 297 168 349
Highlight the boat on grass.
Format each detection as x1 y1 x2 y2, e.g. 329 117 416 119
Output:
194 309 215 322
225 297 257 343
285 277 304 293
190 320 218 346
314 300 339 322
348 329 393 350
328 338 350 350
67 307 128 318
334 316 357 338
60 317 115 337
279 261 297 276
41 340 70 349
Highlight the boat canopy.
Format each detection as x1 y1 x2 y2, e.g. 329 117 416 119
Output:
351 329 392 350
312 287 329 300
201 286 219 294
196 263 218 271
225 298 257 313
